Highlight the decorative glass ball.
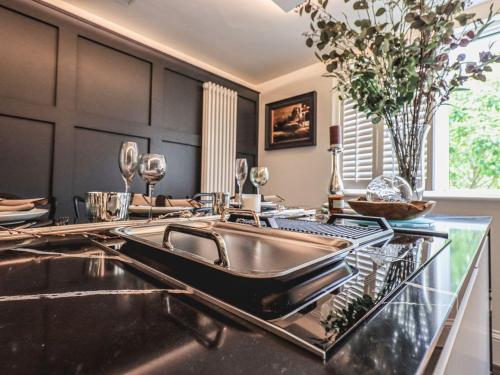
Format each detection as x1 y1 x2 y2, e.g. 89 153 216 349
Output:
366 175 413 203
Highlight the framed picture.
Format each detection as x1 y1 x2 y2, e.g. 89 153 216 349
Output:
265 91 317 150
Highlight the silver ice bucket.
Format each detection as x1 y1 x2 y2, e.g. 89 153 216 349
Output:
85 192 131 222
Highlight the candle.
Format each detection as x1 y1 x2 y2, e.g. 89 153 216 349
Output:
329 125 341 147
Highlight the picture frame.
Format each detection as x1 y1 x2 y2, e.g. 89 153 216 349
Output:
265 91 317 150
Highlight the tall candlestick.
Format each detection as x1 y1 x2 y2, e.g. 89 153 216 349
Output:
328 125 344 215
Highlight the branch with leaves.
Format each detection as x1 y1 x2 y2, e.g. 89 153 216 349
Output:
299 0 499 189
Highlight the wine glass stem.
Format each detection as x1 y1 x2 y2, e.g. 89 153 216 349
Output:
125 180 130 194
237 182 242 206
256 186 260 196
148 184 154 220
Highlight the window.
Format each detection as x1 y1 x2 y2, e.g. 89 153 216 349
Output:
434 23 500 193
342 20 499 195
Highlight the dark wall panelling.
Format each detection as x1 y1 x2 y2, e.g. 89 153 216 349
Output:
237 96 257 152
76 37 152 125
72 127 149 197
0 115 54 198
163 69 203 135
0 6 58 106
0 0 258 215
155 141 201 198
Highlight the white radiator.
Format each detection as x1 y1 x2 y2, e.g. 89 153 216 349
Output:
201 82 238 194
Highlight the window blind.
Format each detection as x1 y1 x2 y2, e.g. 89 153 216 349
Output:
342 99 373 186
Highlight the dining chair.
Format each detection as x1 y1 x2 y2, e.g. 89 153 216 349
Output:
73 195 86 223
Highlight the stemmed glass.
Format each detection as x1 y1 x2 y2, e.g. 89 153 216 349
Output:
235 158 248 207
138 153 167 220
118 142 139 193
249 167 269 196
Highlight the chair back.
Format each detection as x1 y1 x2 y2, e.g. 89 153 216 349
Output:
73 195 86 223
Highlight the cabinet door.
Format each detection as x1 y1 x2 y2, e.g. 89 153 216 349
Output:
439 237 490 374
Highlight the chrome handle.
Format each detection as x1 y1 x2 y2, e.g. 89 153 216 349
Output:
220 208 261 228
162 223 230 268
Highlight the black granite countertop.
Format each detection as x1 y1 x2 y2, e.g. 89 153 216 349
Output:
0 215 491 375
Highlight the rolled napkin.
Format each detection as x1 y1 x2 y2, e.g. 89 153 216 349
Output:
164 198 203 208
131 194 202 208
0 198 48 212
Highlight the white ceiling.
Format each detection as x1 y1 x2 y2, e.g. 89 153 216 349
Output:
49 0 489 86
56 0 326 85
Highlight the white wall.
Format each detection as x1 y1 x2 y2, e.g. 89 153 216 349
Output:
257 63 337 207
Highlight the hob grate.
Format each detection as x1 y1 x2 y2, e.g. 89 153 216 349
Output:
274 218 384 240
229 213 393 244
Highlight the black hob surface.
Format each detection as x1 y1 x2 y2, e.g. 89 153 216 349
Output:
112 228 449 358
0 229 450 372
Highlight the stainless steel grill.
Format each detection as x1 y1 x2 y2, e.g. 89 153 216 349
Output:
274 218 385 240
228 214 393 244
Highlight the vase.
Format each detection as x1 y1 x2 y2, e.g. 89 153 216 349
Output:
387 123 430 201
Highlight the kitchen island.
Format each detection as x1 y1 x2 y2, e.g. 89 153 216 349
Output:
0 215 491 374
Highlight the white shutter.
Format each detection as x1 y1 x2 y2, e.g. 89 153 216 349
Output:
342 99 373 187
383 127 398 176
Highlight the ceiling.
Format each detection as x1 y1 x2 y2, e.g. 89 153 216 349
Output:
48 0 489 87
54 0 327 85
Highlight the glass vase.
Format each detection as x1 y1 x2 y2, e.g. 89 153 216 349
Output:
388 123 430 201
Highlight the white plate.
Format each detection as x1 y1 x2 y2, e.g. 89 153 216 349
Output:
230 202 277 209
0 208 48 223
129 205 194 215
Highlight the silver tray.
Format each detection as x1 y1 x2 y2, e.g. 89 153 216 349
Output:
112 219 354 281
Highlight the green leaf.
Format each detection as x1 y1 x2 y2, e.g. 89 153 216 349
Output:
306 37 314 47
375 7 386 17
420 14 435 24
475 73 487 81
353 0 368 10
404 12 416 22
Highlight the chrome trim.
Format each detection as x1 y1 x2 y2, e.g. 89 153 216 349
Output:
220 208 261 227
163 222 230 268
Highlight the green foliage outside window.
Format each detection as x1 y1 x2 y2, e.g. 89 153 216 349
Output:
449 78 500 189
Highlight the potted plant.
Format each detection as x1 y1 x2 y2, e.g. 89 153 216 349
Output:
299 0 499 198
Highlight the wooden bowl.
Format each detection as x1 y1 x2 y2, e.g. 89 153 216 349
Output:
347 197 436 220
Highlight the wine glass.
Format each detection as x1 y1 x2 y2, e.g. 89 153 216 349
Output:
249 167 269 195
138 153 167 220
118 142 139 193
235 158 248 207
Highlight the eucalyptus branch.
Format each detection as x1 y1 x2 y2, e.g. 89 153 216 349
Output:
299 0 499 190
